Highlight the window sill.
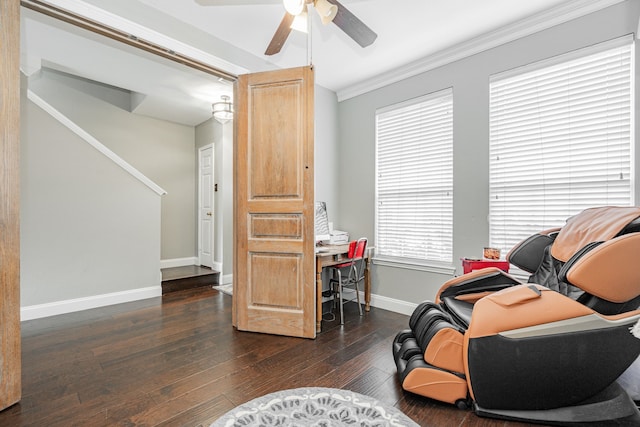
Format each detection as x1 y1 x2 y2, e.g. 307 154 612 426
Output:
372 256 456 276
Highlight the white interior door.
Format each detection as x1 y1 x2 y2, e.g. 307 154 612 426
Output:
199 145 215 268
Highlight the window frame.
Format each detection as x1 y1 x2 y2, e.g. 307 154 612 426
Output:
488 35 635 260
374 88 455 273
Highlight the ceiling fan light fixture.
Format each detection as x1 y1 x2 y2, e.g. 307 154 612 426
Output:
314 0 337 25
290 11 308 33
212 95 233 124
291 11 309 33
283 0 305 16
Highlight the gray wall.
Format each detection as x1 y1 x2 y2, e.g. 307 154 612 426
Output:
28 70 197 261
24 69 340 293
315 85 340 224
337 1 640 306
21 78 162 306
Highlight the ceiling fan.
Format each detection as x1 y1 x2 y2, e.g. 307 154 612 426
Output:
196 0 377 56
266 0 377 55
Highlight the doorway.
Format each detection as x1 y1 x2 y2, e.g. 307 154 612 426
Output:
199 144 216 269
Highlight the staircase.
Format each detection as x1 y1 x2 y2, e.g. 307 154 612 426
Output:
161 265 220 294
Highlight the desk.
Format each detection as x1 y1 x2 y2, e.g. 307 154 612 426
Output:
315 244 372 332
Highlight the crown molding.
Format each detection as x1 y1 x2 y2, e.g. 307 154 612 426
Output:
337 0 626 102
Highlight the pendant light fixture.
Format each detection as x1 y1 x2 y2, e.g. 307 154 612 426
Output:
212 95 233 124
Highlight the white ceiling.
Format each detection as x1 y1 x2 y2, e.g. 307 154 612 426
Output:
20 0 620 126
139 0 572 93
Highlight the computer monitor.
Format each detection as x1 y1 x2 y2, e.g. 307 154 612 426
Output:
315 201 330 242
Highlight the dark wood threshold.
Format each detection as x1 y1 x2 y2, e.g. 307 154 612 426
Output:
161 265 219 294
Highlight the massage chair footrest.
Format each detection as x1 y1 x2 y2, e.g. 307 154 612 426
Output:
394 301 466 375
398 355 468 406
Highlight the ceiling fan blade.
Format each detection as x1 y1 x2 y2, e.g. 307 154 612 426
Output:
326 0 377 48
265 12 296 55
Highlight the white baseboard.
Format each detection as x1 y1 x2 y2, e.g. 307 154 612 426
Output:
362 292 418 316
19 281 414 322
21 286 162 321
327 289 417 317
160 257 198 269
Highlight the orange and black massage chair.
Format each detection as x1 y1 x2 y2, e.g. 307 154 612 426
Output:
393 206 640 425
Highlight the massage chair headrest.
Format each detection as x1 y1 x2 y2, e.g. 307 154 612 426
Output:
508 207 640 304
553 206 640 304
507 228 559 273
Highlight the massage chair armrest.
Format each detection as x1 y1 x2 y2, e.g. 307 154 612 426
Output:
435 268 521 304
506 228 559 273
465 284 594 338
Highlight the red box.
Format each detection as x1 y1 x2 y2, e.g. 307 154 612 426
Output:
461 258 510 274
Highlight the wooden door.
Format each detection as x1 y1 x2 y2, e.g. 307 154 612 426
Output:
234 66 315 338
0 0 21 411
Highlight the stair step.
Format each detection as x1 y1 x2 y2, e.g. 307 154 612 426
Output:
161 265 219 294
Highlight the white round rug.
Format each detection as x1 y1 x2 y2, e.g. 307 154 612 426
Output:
212 387 419 427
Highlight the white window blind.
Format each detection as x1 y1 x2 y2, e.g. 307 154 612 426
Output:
375 89 453 264
489 35 634 256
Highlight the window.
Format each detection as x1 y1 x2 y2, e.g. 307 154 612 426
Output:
375 89 453 265
489 35 634 255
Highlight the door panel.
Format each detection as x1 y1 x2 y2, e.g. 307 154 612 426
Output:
250 253 301 308
199 146 214 268
0 0 22 411
235 66 315 338
250 83 303 197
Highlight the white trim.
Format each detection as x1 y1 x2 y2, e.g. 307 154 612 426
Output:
18 284 417 321
43 0 248 77
337 0 626 101
372 257 456 276
333 290 418 316
20 286 162 321
27 90 167 196
212 261 223 272
160 257 199 269
490 33 634 82
364 292 418 316
375 86 454 115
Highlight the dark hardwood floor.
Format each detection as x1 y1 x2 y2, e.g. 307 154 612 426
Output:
0 287 541 427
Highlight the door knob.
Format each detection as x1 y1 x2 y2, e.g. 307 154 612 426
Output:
206 212 212 216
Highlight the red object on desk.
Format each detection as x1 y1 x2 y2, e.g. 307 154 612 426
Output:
461 258 510 274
